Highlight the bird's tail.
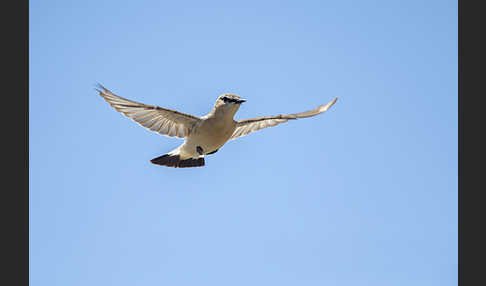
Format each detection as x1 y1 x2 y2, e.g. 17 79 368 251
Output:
150 153 205 168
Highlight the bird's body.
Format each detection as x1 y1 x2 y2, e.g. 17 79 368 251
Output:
96 84 337 168
186 117 235 155
171 108 237 159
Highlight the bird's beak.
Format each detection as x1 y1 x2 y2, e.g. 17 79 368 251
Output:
237 98 246 104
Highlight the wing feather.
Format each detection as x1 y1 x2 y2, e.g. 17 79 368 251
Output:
230 97 337 140
96 83 200 138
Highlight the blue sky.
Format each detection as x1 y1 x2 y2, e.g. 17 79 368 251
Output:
30 0 457 285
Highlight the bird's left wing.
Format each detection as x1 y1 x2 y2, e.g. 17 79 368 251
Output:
96 84 201 138
230 97 337 140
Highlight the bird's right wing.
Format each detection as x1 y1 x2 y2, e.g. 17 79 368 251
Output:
96 84 201 138
230 97 337 140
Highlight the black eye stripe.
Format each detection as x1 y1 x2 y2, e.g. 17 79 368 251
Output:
222 97 238 103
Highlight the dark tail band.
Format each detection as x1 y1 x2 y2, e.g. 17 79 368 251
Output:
150 154 205 168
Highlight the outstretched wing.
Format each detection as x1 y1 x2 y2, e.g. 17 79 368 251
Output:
230 97 337 140
96 83 201 138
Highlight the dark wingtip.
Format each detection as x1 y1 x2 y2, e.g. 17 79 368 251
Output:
94 82 104 94
94 82 108 93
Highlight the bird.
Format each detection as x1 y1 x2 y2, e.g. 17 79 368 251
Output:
96 83 338 168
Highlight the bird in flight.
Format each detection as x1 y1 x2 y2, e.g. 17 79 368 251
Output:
96 83 338 168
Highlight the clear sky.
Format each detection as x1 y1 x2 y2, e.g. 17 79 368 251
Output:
30 0 457 285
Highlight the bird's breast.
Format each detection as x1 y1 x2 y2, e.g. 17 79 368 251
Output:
187 118 235 153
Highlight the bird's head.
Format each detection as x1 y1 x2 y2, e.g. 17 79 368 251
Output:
214 93 246 113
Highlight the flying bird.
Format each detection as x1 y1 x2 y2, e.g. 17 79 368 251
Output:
96 84 337 168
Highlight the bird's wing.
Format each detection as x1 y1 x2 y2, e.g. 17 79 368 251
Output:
230 97 337 140
96 83 201 138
